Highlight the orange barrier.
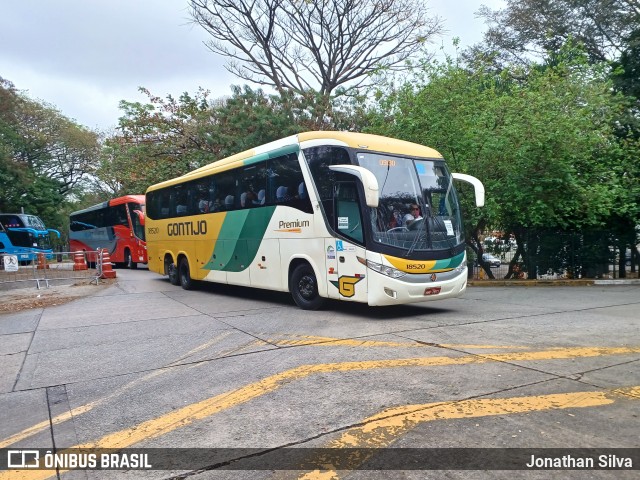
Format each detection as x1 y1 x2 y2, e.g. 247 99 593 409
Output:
73 251 88 271
36 252 49 269
100 249 117 279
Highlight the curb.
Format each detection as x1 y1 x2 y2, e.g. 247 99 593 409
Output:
469 279 640 287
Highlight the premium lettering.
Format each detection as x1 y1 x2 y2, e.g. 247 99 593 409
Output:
167 221 207 236
279 220 310 229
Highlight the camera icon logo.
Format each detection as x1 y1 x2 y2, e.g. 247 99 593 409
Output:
7 450 40 468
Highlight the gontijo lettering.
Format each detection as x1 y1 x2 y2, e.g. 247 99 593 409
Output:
167 221 207 236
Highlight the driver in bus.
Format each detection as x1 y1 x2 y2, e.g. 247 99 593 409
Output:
403 204 423 227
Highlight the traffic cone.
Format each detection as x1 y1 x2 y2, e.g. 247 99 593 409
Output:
36 252 49 269
73 251 88 271
99 249 117 279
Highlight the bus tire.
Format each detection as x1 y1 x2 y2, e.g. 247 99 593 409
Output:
179 257 194 290
290 263 325 310
166 258 180 285
124 249 137 269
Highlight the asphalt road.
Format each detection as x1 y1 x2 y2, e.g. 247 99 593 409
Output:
0 268 639 479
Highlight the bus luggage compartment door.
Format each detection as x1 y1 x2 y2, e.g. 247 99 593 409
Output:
332 239 368 302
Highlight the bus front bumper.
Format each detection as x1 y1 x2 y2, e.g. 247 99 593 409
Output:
367 268 468 306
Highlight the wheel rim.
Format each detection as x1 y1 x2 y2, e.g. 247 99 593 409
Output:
298 274 316 299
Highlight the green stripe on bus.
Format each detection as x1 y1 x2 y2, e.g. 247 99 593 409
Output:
433 251 465 270
242 144 300 166
205 207 277 272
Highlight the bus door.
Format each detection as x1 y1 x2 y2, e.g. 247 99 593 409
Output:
330 181 368 302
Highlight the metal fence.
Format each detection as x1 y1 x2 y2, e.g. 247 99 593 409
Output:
0 251 105 290
469 229 639 280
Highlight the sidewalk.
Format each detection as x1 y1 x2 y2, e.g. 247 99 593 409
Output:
469 278 640 287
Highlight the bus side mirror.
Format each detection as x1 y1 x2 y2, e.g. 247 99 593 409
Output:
452 173 485 207
133 210 145 225
329 165 379 207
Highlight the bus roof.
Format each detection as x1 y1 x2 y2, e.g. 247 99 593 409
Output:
145 131 444 193
70 195 145 216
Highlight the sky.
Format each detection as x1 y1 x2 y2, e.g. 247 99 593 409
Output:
0 0 504 132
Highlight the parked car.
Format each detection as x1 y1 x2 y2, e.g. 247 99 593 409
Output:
481 253 501 268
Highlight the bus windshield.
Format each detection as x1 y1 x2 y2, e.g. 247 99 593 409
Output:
22 215 47 230
356 152 464 252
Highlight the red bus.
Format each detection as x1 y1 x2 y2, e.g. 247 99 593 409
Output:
69 195 147 268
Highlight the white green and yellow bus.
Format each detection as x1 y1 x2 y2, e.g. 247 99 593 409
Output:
145 131 484 309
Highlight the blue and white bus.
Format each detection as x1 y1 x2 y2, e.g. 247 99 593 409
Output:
0 213 61 264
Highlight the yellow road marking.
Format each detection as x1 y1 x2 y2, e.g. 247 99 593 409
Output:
266 334 524 350
1 347 639 480
0 338 514 448
298 386 640 479
0 332 238 448
6 386 640 480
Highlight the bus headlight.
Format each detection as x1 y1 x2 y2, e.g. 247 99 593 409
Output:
454 252 467 273
366 260 406 279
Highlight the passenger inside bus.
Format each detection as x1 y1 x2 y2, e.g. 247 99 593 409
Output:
298 182 307 199
198 195 211 213
276 186 290 202
240 190 257 208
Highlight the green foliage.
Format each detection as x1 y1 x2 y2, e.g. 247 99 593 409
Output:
95 85 367 194
0 77 98 233
365 42 640 277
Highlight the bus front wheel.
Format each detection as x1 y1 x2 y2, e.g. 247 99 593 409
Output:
179 257 194 290
290 263 325 310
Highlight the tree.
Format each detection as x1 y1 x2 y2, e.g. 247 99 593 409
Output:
476 0 640 65
96 85 306 194
189 0 442 97
0 77 100 198
0 77 98 233
365 45 632 278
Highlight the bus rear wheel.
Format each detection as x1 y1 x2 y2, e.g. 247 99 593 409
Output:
290 263 325 310
166 258 180 285
179 257 194 290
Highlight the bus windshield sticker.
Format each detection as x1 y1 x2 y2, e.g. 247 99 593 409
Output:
444 219 454 236
338 217 349 230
